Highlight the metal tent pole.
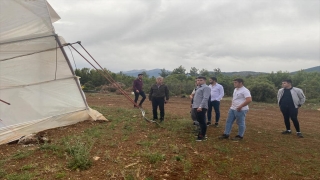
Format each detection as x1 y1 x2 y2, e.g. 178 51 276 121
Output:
54 34 89 110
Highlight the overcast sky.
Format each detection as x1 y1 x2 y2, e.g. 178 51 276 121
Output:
48 0 320 73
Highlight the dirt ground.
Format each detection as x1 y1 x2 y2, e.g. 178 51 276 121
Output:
1 93 320 180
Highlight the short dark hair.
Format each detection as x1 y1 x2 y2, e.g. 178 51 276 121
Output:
138 74 143 76
282 79 292 84
210 77 217 81
197 76 206 80
233 78 244 83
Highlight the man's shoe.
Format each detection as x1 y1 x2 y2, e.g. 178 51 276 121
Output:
218 134 229 139
195 135 208 138
297 132 304 138
153 118 158 121
160 118 164 122
282 130 292 134
196 136 208 141
214 122 219 127
231 135 243 141
206 122 211 126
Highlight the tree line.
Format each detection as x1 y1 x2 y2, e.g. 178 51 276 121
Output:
75 66 320 103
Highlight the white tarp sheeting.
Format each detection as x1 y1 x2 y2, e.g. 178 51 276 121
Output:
0 0 106 144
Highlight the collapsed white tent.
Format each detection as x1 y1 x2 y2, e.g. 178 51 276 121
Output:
0 0 106 145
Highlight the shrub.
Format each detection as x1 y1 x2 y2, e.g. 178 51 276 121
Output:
247 81 277 103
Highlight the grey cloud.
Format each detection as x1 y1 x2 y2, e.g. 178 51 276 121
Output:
49 0 320 73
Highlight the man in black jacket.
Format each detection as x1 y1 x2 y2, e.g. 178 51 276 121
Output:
132 73 146 108
149 76 169 122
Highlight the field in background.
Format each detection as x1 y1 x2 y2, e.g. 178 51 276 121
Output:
0 93 319 180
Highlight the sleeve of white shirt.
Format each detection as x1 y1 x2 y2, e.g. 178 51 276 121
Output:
218 85 224 100
243 89 251 98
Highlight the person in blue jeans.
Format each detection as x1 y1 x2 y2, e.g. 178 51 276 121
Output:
207 77 224 127
219 78 252 141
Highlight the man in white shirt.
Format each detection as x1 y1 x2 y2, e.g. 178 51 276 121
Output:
207 77 224 127
219 78 252 141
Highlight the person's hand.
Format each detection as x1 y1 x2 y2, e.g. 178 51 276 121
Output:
197 107 202 112
236 106 242 112
136 90 139 93
165 100 168 104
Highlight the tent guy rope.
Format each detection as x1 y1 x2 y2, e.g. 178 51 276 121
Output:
68 42 162 126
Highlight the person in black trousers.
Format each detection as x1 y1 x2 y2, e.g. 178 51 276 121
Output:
132 73 146 108
277 79 306 138
149 76 169 122
192 76 211 141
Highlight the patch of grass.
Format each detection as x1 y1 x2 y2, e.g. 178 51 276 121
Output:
169 144 180 153
0 159 7 167
213 144 231 153
216 161 229 175
148 134 159 140
11 150 33 160
5 172 34 180
136 140 154 148
64 137 94 170
175 155 182 161
0 169 6 179
183 159 192 173
40 143 60 151
84 126 103 138
55 172 66 179
145 152 165 164
252 164 261 175
122 135 129 141
124 174 135 180
20 164 36 171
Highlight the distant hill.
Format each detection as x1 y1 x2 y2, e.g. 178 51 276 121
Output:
291 66 320 74
221 71 267 76
120 66 320 77
120 69 164 77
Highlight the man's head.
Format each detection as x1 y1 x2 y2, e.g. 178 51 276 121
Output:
233 78 244 88
209 77 217 84
156 76 164 84
138 74 143 79
197 76 207 85
282 79 292 89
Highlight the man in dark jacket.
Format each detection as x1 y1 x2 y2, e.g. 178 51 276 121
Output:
277 79 305 138
149 76 169 122
132 74 146 108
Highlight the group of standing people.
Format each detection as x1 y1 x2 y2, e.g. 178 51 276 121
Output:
133 73 306 141
191 77 252 141
133 74 169 122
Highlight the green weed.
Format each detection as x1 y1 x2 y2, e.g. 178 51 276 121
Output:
84 126 103 138
55 172 66 179
20 164 36 171
11 150 33 160
145 152 165 164
183 159 192 173
5 172 34 180
64 137 94 170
